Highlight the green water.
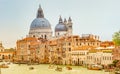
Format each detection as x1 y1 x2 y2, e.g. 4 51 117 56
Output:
1 64 109 74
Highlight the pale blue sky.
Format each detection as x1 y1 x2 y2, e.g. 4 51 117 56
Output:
0 0 120 48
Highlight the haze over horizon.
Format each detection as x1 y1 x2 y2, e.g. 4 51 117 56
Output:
0 0 120 48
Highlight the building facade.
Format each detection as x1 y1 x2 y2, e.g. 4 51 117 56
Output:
0 42 15 62
87 49 113 65
16 37 39 62
112 46 120 61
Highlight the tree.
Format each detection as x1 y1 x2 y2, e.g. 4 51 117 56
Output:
112 60 119 67
113 30 120 46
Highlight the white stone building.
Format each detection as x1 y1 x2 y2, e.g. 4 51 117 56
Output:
86 49 113 65
71 49 88 65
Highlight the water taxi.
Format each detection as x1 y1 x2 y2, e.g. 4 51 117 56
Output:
87 64 102 70
66 66 72 70
55 66 62 72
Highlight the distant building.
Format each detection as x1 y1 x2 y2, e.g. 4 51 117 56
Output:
71 48 88 65
16 37 50 63
0 42 15 61
0 51 15 62
100 41 114 47
79 34 100 47
87 49 113 65
0 41 4 52
16 37 39 62
48 35 101 65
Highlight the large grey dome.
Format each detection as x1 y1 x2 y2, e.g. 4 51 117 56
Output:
29 5 52 39
30 18 51 29
55 23 67 32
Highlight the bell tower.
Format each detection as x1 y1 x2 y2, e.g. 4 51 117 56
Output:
67 17 73 36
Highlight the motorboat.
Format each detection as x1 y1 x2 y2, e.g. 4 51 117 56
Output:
55 66 62 72
48 65 55 69
66 66 72 70
29 67 34 70
0 64 9 68
87 64 102 70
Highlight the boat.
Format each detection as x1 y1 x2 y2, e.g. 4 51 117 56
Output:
87 64 102 70
114 68 120 74
29 67 34 70
0 64 9 68
115 70 120 74
48 65 55 69
55 66 62 72
66 66 72 70
7 62 11 65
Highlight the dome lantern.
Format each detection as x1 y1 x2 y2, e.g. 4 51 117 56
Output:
37 4 44 18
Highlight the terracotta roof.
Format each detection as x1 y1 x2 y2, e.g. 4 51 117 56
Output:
73 46 96 50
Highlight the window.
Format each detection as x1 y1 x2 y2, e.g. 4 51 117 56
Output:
69 43 71 45
88 43 89 46
58 33 59 35
33 35 35 37
80 43 81 46
45 35 47 39
69 48 71 51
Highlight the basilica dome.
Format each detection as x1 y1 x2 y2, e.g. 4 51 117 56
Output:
29 5 52 39
55 16 67 32
55 23 67 32
30 18 51 29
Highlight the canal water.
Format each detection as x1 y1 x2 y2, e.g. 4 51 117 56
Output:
1 64 109 74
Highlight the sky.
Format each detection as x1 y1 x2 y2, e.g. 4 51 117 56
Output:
0 0 120 48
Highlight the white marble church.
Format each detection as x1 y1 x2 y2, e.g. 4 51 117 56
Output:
29 5 73 39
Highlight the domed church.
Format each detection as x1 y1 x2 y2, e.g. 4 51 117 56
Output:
29 5 52 39
55 16 73 37
29 5 73 39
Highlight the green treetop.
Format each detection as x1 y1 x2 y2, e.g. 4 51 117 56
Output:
112 30 120 46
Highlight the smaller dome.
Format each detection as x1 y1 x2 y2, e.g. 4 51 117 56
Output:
55 23 67 32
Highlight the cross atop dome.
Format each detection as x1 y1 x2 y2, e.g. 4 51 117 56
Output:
59 15 63 23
